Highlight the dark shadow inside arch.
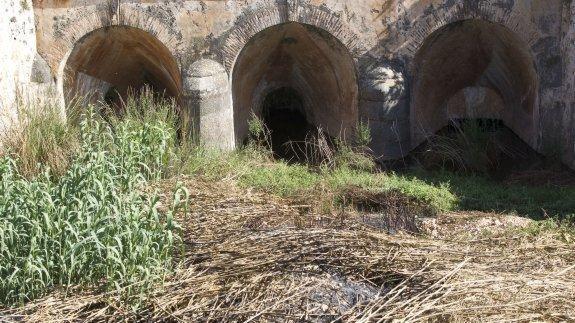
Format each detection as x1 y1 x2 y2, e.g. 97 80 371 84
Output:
63 26 182 113
232 22 359 160
410 19 539 173
261 87 315 160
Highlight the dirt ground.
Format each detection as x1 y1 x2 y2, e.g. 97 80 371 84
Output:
2 178 574 322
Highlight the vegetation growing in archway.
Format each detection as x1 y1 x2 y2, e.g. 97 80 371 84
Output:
63 26 182 112
410 19 540 174
231 22 359 150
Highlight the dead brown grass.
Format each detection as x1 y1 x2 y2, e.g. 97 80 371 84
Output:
0 105 79 178
1 178 574 322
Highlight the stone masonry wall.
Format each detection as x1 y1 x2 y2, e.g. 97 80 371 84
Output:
2 0 573 167
0 0 36 135
561 0 575 169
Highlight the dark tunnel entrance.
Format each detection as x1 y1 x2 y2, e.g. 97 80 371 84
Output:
232 22 359 161
410 19 540 175
62 26 182 113
261 87 314 159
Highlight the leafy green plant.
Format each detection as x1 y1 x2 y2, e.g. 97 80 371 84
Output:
0 107 186 306
355 120 372 148
247 112 272 153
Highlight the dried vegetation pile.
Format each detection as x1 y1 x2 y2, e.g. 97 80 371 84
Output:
2 178 574 322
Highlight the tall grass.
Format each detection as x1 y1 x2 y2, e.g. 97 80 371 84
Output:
0 98 186 306
2 102 80 178
419 119 523 174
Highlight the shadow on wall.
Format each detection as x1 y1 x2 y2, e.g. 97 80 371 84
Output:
231 22 359 149
62 26 182 112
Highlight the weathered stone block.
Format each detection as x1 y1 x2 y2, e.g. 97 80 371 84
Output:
184 59 234 151
30 54 52 84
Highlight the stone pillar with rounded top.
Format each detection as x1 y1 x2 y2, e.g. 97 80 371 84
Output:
183 59 235 151
359 60 409 160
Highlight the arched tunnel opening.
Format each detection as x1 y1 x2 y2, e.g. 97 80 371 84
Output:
232 22 359 161
410 19 539 175
62 26 182 114
261 87 314 159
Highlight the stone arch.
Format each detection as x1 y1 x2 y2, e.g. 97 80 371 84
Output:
230 21 360 149
51 6 181 68
53 5 182 110
400 2 539 59
410 18 539 149
60 24 182 110
221 2 367 71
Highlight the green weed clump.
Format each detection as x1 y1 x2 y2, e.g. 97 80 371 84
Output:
0 108 185 306
246 113 272 153
522 216 575 242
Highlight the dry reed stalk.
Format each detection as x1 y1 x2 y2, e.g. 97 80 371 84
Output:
2 178 574 322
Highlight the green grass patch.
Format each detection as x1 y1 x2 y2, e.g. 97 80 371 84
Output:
239 161 320 197
230 159 457 215
409 169 575 219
